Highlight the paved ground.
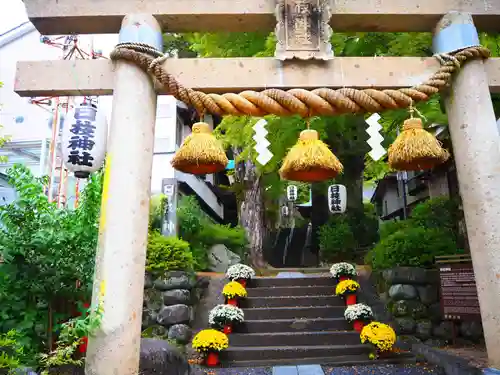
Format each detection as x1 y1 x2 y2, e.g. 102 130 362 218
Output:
191 364 444 375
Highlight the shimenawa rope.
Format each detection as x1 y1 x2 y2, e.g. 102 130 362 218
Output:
110 42 490 117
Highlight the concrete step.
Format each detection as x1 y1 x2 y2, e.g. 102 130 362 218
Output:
247 285 334 298
251 276 333 288
241 295 343 308
243 306 345 320
222 352 416 367
228 331 361 347
238 318 351 333
221 344 370 362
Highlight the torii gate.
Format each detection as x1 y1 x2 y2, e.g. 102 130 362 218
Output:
14 1 500 374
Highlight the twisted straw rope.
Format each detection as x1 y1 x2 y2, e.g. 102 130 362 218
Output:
110 42 490 117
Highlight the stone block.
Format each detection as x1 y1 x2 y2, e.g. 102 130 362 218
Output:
417 285 439 305
168 324 193 344
208 244 241 272
154 271 196 291
140 338 190 375
383 267 433 285
395 317 416 334
389 284 418 300
163 289 192 306
415 320 433 341
157 304 191 327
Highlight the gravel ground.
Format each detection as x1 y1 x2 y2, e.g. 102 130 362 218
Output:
322 364 444 375
190 364 444 375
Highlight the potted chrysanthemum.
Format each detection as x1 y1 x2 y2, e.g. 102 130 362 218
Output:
344 303 373 332
360 322 396 359
222 281 248 306
192 329 229 366
335 279 360 306
226 264 256 287
208 304 245 334
330 262 356 282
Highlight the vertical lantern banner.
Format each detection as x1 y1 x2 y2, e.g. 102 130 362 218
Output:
62 102 108 179
328 184 347 214
287 185 298 202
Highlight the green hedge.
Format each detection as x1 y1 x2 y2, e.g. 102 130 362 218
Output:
366 197 464 270
146 231 194 274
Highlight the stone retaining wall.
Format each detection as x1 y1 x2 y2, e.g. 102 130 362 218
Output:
379 267 483 346
142 270 209 347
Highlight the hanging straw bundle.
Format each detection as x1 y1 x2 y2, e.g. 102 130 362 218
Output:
388 118 449 171
279 129 343 182
171 122 228 175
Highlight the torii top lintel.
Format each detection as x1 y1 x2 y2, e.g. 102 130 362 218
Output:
23 0 500 35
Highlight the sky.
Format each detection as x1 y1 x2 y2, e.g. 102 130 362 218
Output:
0 0 29 35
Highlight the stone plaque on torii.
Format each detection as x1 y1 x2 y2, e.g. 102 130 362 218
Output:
14 0 500 374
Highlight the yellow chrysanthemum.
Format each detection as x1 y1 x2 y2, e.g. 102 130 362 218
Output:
335 279 360 296
222 281 248 299
192 329 229 353
360 322 396 352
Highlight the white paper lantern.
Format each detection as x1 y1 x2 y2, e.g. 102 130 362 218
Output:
328 184 347 214
286 185 298 201
62 102 108 179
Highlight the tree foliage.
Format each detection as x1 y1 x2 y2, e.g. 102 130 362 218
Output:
0 165 102 360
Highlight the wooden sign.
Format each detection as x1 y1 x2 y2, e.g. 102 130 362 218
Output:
275 0 333 60
437 256 481 321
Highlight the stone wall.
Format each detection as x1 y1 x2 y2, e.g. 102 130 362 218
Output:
142 270 209 347
380 267 483 346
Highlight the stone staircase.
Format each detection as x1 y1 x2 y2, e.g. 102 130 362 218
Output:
221 275 414 367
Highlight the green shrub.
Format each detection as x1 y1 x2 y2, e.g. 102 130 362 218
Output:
149 194 167 230
319 215 356 262
146 231 194 274
176 195 248 270
379 219 409 239
367 227 457 270
411 197 460 239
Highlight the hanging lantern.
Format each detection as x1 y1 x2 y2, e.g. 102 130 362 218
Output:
171 122 228 175
62 102 108 179
279 129 343 182
388 117 449 171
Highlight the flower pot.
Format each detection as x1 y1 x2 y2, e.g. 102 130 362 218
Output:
223 324 232 334
338 276 350 282
346 294 357 306
79 336 88 353
206 351 219 367
353 320 364 332
237 279 247 288
226 298 238 306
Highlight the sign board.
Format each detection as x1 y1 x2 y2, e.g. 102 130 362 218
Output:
328 184 347 214
437 256 481 321
275 0 333 60
287 185 298 201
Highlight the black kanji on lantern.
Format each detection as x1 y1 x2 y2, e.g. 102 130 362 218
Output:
68 136 95 151
67 150 94 167
66 105 98 167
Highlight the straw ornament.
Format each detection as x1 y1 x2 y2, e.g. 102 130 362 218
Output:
279 128 343 182
388 117 449 171
171 122 228 175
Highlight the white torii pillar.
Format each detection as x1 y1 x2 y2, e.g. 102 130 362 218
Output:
434 12 500 370
85 14 161 375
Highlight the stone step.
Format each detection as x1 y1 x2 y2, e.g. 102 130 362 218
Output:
243 306 345 320
222 352 416 367
251 276 333 288
221 344 370 362
238 318 351 333
241 295 343 308
228 331 361 347
247 285 334 298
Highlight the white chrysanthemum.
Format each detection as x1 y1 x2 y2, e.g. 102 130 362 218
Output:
344 303 373 322
329 262 356 278
208 304 245 327
226 264 256 280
